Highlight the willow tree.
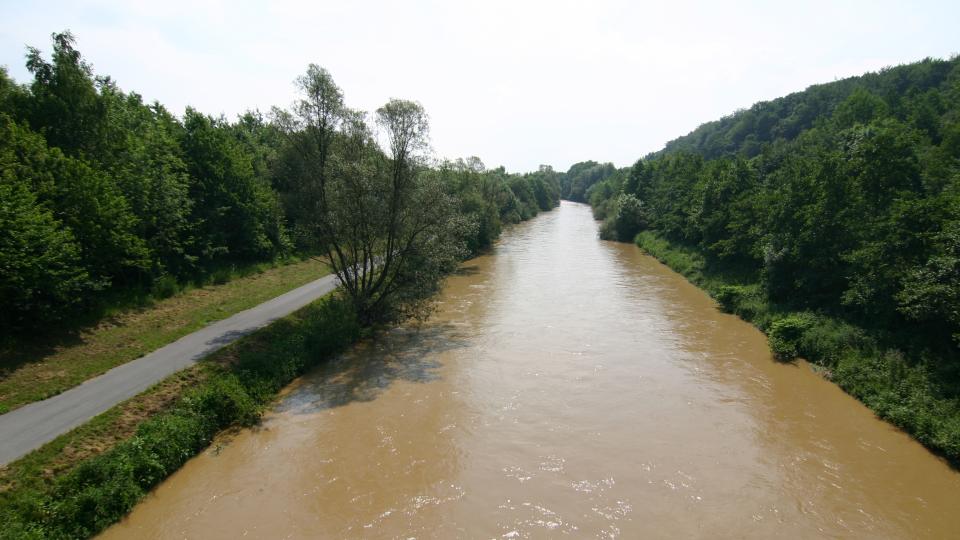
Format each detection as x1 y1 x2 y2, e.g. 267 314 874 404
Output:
278 66 472 324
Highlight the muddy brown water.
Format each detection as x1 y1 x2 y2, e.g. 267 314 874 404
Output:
101 201 960 539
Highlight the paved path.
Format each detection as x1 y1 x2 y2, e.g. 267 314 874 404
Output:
0 274 338 466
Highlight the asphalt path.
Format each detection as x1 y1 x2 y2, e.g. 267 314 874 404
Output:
0 274 338 466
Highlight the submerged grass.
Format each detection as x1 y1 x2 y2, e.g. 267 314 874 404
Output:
635 230 960 464
0 294 361 539
0 257 329 414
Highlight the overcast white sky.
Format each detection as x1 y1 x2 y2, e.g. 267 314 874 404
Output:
1 0 957 172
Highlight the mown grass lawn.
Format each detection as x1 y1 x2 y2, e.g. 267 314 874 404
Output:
0 257 329 414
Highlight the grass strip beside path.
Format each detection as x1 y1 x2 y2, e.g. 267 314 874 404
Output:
0 258 329 414
0 367 208 497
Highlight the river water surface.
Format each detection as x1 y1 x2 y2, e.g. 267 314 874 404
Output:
102 201 960 539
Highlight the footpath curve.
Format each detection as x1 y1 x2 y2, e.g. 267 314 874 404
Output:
0 274 338 466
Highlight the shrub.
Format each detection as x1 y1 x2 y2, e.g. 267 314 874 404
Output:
714 285 747 313
598 217 617 240
797 316 866 367
47 454 142 538
131 412 211 480
186 373 258 427
150 274 179 299
612 193 647 242
211 266 234 285
304 297 362 356
768 313 816 360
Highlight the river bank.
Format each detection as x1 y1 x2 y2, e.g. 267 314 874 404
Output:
634 229 960 465
0 295 360 539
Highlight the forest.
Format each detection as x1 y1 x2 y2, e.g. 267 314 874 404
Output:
586 55 960 460
0 32 563 340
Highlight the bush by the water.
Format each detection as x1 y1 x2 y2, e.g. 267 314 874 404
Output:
714 285 748 313
768 313 816 361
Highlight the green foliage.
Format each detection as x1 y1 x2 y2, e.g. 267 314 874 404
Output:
694 157 759 262
636 230 706 281
0 296 360 539
796 316 867 367
182 108 288 263
436 159 560 254
652 56 957 160
185 373 259 427
149 274 179 299
1 33 296 341
1 113 149 282
768 313 816 361
592 55 960 352
560 160 617 201
594 56 960 461
598 193 647 241
97 86 195 277
211 266 234 285
2 33 565 341
276 67 560 324
612 193 647 241
833 349 960 459
714 285 748 313
833 87 889 129
636 230 960 463
23 31 108 157
896 220 960 343
0 165 91 331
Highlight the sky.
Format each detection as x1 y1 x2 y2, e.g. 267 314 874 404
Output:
1 0 958 172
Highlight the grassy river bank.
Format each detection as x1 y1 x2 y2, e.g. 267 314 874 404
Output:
634 230 960 465
0 294 361 539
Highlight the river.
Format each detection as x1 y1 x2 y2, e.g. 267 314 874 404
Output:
101 201 960 539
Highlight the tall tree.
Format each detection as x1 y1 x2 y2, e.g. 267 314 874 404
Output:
24 31 108 157
181 108 287 264
279 66 471 323
0 161 90 331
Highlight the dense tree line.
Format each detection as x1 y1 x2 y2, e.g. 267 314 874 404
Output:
588 56 960 453
441 159 562 252
558 160 617 202
0 32 559 337
652 56 957 161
